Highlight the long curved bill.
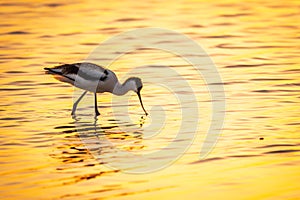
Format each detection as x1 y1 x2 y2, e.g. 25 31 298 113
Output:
137 91 148 116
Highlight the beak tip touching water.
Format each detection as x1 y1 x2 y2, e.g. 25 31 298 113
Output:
137 91 148 116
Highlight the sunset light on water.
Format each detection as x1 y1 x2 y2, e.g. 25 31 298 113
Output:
0 0 299 199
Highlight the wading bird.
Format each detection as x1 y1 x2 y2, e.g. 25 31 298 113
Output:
44 62 148 116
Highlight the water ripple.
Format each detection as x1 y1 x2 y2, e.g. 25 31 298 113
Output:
264 150 300 154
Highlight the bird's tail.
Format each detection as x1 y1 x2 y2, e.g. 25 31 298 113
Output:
44 67 63 75
44 66 75 82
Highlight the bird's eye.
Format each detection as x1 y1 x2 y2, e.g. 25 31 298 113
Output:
137 86 142 92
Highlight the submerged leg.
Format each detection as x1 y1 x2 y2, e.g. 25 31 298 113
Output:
94 93 100 116
71 90 88 116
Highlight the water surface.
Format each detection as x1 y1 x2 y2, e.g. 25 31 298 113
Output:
0 0 299 199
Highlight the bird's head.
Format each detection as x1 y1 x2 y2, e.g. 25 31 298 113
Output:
124 77 148 116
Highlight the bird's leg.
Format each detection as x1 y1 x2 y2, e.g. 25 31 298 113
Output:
71 90 88 116
94 93 100 116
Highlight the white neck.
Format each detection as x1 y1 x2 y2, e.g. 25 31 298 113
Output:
113 80 135 96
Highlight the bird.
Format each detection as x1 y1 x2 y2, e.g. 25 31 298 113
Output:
44 62 148 116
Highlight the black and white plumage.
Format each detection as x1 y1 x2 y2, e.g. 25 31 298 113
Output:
44 62 148 116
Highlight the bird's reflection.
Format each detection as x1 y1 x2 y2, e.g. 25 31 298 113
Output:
50 116 146 167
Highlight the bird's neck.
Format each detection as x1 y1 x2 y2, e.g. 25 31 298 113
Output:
113 81 134 96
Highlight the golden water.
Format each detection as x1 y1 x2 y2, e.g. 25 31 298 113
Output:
0 0 299 199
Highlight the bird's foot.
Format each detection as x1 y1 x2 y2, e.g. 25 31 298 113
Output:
71 112 79 120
